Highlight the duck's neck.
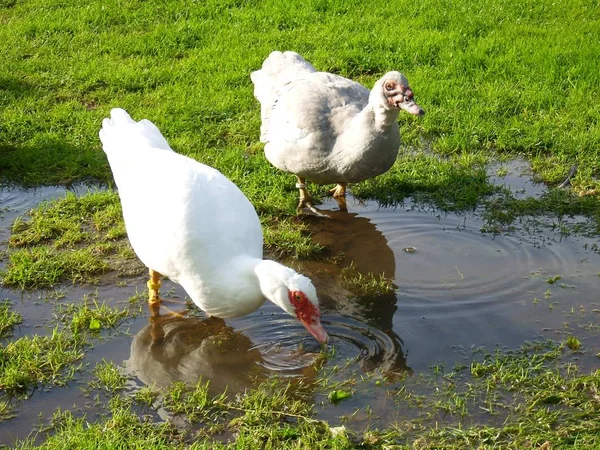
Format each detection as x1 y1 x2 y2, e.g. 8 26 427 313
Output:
253 260 297 316
191 257 295 319
367 91 400 130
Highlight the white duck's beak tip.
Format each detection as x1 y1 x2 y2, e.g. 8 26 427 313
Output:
301 318 329 344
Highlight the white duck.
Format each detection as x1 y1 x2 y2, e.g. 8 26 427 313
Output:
251 51 424 214
99 108 328 343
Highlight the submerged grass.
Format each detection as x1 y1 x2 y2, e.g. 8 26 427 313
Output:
0 301 22 339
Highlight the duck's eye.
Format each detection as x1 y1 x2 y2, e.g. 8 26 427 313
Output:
385 83 394 91
294 293 302 301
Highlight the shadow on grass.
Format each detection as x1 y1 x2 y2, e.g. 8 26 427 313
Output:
0 139 110 187
352 153 495 211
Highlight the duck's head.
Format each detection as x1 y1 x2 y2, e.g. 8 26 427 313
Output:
373 71 425 116
255 261 328 344
286 280 328 344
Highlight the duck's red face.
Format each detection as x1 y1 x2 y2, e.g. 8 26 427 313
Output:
289 290 328 344
383 80 425 116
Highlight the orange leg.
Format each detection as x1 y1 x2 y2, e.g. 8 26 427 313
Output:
147 269 185 317
296 176 329 218
327 182 347 198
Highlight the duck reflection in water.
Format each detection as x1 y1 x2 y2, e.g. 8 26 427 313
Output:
298 204 410 375
126 311 266 395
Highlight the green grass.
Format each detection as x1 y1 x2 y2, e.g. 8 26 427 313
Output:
0 328 84 396
9 338 600 449
0 190 142 289
0 301 23 339
89 360 128 393
2 0 600 447
0 292 135 397
1 191 327 289
53 293 135 336
262 216 324 259
1 246 110 289
0 0 598 214
339 263 396 297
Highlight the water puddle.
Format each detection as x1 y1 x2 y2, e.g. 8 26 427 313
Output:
1 162 599 444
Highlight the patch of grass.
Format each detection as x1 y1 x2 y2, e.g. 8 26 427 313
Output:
8 191 122 248
353 151 496 210
262 216 324 259
89 360 127 393
1 191 143 289
163 380 226 424
340 263 395 297
16 406 182 450
383 340 600 448
0 328 84 396
54 293 133 336
1 246 110 289
0 300 23 339
132 386 159 408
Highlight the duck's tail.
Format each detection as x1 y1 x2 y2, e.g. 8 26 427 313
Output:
250 51 316 142
250 51 316 103
99 108 172 156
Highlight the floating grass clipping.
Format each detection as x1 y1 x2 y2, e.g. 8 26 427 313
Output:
0 328 84 396
339 263 396 297
0 300 23 339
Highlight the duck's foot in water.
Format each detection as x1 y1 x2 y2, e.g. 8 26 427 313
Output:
296 177 330 218
297 197 330 218
147 269 187 317
149 299 187 318
327 182 347 198
326 183 348 212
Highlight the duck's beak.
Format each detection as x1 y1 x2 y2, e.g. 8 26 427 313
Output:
300 315 329 344
400 99 425 116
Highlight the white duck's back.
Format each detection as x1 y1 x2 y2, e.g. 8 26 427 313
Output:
100 109 264 314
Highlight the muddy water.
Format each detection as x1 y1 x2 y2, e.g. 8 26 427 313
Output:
1 167 600 444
